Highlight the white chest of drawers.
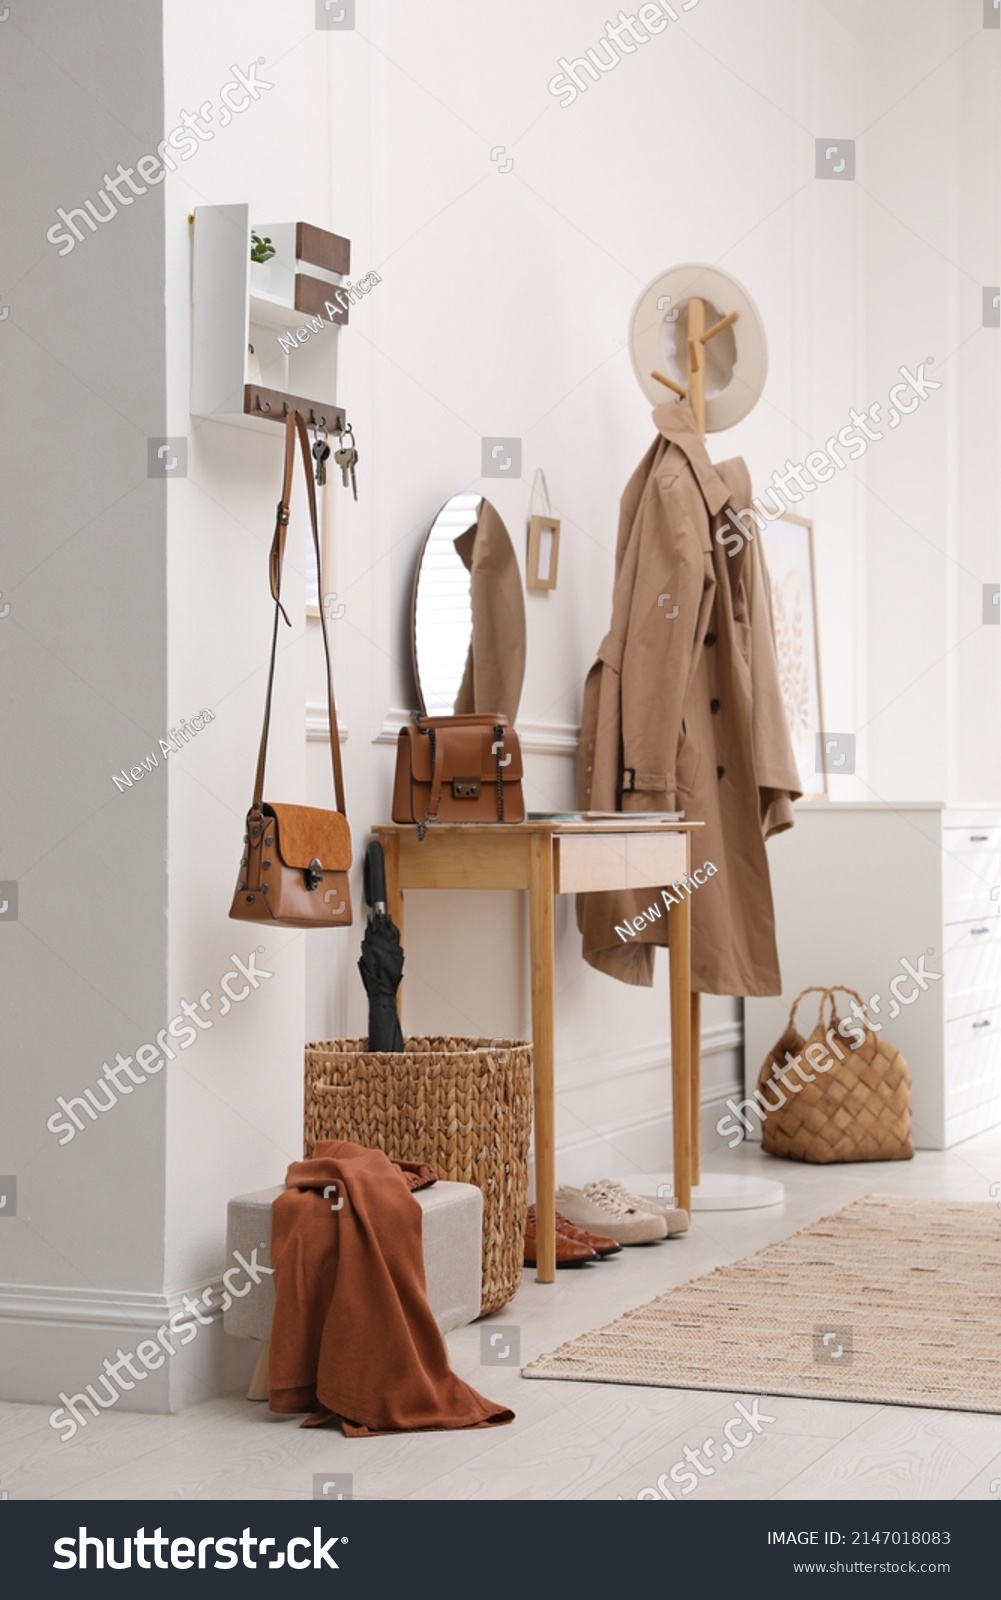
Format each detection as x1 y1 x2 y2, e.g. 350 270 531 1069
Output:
743 803 1001 1150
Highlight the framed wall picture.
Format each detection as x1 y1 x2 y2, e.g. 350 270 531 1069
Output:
527 514 561 590
760 512 827 799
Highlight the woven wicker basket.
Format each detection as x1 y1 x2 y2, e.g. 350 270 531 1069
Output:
756 986 914 1164
304 1037 533 1316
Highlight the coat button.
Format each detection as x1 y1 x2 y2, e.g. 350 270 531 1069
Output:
717 765 725 780
704 632 717 647
710 698 721 713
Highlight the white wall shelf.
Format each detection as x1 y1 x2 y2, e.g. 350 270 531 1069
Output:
190 203 351 431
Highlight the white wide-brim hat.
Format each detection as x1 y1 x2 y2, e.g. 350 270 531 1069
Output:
628 262 768 433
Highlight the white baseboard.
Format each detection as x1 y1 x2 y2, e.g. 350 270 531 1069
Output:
557 1021 742 1091
543 1027 743 1190
533 1091 744 1195
0 1276 255 1414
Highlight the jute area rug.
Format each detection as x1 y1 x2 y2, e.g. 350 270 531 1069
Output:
523 1196 1001 1413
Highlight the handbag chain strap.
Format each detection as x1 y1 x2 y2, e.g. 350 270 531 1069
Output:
494 723 505 823
416 724 439 840
252 410 346 817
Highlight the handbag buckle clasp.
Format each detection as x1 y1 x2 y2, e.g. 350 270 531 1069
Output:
452 777 481 799
304 857 323 891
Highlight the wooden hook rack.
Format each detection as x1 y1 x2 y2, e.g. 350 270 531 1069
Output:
243 386 345 432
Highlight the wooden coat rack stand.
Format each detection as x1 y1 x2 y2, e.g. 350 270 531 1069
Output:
647 298 739 1191
651 301 739 434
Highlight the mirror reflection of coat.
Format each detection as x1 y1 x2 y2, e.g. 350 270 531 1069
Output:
453 499 526 725
577 400 801 996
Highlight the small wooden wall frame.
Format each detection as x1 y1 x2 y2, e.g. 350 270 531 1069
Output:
527 514 561 591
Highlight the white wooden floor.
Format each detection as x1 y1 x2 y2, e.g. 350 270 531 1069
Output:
3 1132 1001 1502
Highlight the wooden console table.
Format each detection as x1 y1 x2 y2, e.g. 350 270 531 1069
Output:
373 819 703 1284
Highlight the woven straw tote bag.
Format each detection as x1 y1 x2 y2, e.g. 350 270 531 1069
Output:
755 985 914 1163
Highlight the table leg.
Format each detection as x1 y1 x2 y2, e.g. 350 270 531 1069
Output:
528 832 556 1284
667 887 693 1215
691 991 702 1188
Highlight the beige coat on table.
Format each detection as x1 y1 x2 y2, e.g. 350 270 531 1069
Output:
577 399 801 996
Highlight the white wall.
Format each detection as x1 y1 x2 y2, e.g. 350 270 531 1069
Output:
303 0 869 1182
0 0 339 1410
160 2 338 1404
862 1 1001 804
0 0 174 1405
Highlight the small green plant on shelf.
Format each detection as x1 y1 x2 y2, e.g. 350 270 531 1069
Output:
250 232 275 265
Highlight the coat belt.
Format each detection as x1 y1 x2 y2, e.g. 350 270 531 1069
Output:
622 768 669 792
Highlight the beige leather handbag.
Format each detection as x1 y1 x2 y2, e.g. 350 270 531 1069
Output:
230 412 352 928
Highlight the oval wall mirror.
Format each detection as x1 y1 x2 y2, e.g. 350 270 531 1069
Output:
411 493 526 723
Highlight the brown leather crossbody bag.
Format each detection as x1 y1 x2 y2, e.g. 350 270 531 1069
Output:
230 412 352 928
392 713 525 838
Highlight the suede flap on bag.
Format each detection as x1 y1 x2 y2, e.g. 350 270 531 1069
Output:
403 725 524 784
266 804 353 870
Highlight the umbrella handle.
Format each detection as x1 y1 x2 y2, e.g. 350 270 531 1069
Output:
365 839 387 912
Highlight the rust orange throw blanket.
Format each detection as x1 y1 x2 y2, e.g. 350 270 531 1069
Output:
269 1140 514 1435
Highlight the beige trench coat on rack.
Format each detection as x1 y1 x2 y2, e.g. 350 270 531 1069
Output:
577 399 801 996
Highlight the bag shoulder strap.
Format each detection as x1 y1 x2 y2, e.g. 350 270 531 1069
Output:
252 411 346 816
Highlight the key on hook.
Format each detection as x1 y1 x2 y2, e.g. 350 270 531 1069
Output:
334 426 359 501
312 431 331 487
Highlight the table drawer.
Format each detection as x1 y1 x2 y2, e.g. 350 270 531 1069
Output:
943 918 1001 1019
553 830 688 894
942 827 1001 923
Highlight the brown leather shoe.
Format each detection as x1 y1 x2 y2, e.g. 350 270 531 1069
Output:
554 1210 622 1256
524 1208 596 1267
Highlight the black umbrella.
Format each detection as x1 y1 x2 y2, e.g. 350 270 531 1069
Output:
358 840 405 1051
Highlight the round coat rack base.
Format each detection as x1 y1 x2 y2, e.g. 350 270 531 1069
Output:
616 1170 786 1213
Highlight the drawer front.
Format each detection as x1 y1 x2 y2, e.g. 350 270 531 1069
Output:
553 831 687 894
943 918 1001 1019
944 1006 1001 1118
942 826 1001 923
943 810 1001 832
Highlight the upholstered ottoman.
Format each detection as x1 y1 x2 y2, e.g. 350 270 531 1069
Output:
225 1180 483 1395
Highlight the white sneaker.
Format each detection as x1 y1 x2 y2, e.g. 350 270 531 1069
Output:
587 1179 689 1237
556 1184 667 1245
